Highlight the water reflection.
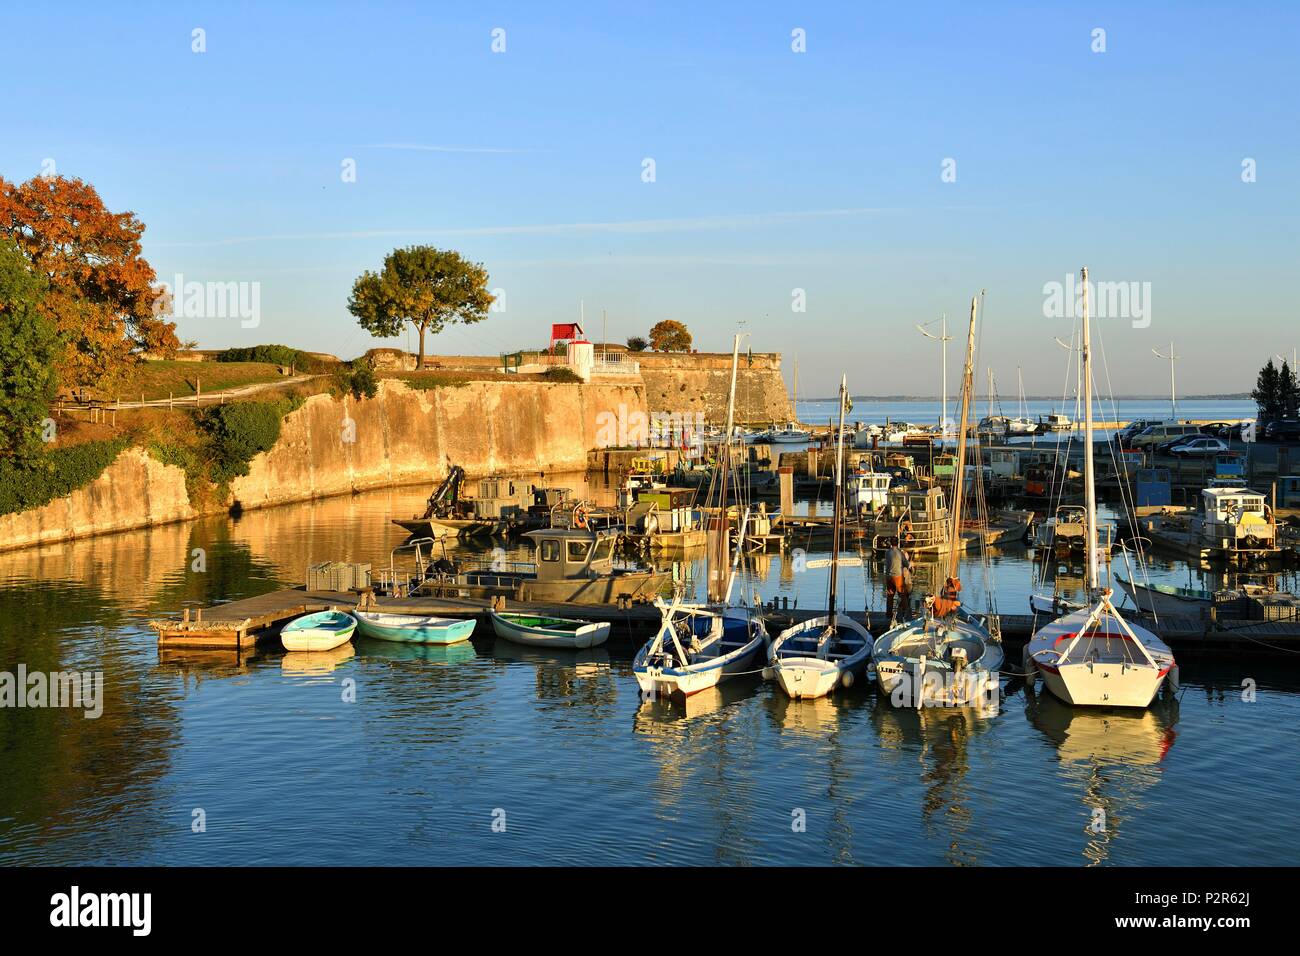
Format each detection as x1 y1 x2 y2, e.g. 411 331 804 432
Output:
281 644 356 677
0 474 1295 865
1024 690 1178 865
872 702 998 866
491 640 615 711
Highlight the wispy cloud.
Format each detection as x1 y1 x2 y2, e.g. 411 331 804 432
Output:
361 143 551 154
151 208 884 248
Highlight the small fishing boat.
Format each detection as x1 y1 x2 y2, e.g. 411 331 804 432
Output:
770 613 873 699
353 610 476 645
872 295 1004 709
280 609 357 652
490 611 611 649
1114 573 1211 616
872 607 1003 708
632 334 771 700
633 600 769 699
770 376 873 699
759 422 812 443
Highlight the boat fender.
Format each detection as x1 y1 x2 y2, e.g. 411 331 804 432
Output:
841 670 854 689
761 665 775 681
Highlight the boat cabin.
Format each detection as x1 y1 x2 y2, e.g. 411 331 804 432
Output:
1198 487 1275 553
874 485 951 552
522 527 619 580
986 448 1019 480
850 471 892 512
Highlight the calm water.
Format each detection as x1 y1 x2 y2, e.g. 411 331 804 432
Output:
795 398 1256 431
2 464 1297 866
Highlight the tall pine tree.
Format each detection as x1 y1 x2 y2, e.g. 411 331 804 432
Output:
1280 360 1299 420
1253 359 1282 422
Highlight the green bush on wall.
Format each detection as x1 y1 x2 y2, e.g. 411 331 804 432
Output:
198 399 296 485
216 344 311 368
0 438 129 516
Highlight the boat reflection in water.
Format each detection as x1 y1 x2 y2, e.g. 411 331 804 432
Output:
280 643 356 677
355 636 477 666
633 676 762 727
763 691 863 865
491 640 615 711
632 678 762 865
1024 690 1179 865
871 701 998 866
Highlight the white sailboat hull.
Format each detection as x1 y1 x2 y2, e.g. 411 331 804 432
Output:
1035 660 1168 708
1026 600 1175 708
769 614 873 700
633 611 768 700
871 611 1003 708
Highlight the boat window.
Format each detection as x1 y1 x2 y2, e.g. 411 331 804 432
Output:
540 539 561 562
567 540 593 562
592 538 614 561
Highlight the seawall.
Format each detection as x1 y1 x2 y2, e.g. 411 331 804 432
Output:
0 378 647 552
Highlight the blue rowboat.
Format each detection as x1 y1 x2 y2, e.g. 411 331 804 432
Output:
281 609 357 652
353 610 476 645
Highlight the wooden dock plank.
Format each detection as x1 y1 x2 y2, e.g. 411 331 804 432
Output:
156 587 1300 655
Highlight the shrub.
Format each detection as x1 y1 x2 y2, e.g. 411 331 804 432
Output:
197 400 292 485
542 367 582 383
332 358 379 400
216 344 310 369
626 336 648 352
0 438 128 516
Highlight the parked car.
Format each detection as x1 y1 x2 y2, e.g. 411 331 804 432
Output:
1129 422 1203 450
1168 437 1230 457
1264 420 1300 443
1118 419 1163 445
1155 434 1202 454
1199 421 1234 438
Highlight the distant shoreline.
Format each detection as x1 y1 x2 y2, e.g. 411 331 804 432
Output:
798 394 1251 403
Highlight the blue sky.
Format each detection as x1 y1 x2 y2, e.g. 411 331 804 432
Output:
3 1 1296 396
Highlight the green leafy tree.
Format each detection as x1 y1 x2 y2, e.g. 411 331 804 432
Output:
625 335 648 352
0 242 59 461
1253 359 1282 422
648 320 692 352
348 246 494 369
1280 360 1299 420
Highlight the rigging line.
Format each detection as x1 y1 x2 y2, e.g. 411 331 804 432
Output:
1095 327 1154 593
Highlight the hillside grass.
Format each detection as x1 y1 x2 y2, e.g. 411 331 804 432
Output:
119 360 292 401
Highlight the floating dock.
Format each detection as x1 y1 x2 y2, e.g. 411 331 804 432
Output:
154 587 1300 658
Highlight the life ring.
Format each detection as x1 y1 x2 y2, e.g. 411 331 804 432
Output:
573 505 590 530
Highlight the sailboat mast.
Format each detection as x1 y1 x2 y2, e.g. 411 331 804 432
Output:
828 375 847 615
711 333 742 604
947 296 978 583
1081 267 1099 592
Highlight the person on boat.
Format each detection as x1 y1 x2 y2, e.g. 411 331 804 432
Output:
885 539 912 623
930 576 962 620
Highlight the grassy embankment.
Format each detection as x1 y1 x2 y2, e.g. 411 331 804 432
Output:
5 354 580 517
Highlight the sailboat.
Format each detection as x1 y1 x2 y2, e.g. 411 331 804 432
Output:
1007 367 1036 434
1024 267 1178 708
872 295 1005 709
768 376 873 699
632 333 770 699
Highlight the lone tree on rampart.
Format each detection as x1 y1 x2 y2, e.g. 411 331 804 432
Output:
648 320 691 352
348 246 494 369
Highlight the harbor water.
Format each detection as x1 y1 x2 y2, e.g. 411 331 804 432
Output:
3 459 1298 867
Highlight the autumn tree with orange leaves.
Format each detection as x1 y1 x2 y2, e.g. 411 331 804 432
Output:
0 175 177 388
